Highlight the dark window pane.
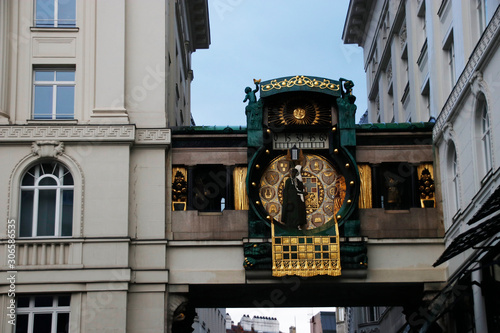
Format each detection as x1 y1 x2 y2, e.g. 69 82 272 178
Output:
20 191 34 237
15 314 29 333
34 313 53 333
58 0 76 27
35 295 54 307
58 295 71 307
61 190 73 236
37 189 57 236
17 296 30 307
62 171 74 185
57 312 70 333
56 86 74 119
39 176 58 186
34 86 53 119
21 171 35 186
41 162 57 175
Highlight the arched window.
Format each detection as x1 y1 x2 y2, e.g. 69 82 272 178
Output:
451 144 460 213
19 162 74 237
480 102 492 173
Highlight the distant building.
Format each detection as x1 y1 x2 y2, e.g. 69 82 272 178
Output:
226 314 280 333
193 308 226 333
310 311 336 333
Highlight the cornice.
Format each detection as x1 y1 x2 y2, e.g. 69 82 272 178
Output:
433 6 500 142
0 125 171 145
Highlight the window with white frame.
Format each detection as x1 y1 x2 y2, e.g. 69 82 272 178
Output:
480 99 492 173
35 0 76 27
444 35 456 88
19 162 74 237
16 295 70 333
33 69 75 120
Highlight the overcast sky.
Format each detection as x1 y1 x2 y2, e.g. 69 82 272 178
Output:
191 0 367 127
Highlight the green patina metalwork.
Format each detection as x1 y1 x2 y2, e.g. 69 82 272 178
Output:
172 125 247 134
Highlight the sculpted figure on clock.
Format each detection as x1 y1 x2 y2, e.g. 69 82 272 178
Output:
281 165 308 230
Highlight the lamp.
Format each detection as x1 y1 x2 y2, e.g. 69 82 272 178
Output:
291 145 299 161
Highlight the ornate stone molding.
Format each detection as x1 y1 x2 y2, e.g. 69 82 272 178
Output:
433 6 500 142
0 125 135 142
31 140 65 157
135 129 171 145
1 125 172 146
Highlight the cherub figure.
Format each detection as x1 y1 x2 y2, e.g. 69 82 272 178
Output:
243 79 261 106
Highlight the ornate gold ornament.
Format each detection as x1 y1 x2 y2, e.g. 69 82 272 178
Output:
261 75 340 92
268 98 331 126
271 222 341 277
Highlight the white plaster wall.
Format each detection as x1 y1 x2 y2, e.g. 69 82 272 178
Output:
67 144 130 238
125 0 167 128
129 148 166 239
127 292 166 333
82 291 128 332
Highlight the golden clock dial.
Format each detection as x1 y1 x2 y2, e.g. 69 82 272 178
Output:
258 154 346 230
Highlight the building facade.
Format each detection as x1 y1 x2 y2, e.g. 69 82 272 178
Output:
310 311 337 333
344 0 500 331
0 0 209 332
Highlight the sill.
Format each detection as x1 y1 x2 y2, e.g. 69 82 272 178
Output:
384 209 411 213
480 169 494 186
452 209 462 223
30 27 79 32
198 211 223 216
27 119 78 125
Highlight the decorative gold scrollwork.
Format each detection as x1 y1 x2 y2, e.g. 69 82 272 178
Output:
262 75 340 92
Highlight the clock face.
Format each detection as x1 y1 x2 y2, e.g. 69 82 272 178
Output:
258 154 346 230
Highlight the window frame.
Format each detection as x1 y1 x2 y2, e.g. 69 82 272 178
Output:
19 162 74 238
33 69 75 120
16 295 71 333
481 104 492 174
451 145 460 214
34 0 76 28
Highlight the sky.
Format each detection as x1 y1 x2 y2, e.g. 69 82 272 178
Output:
191 0 367 127
226 307 336 333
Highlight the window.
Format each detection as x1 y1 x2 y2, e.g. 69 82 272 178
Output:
16 295 70 333
192 165 228 212
451 145 460 212
19 162 74 237
33 69 75 120
481 103 492 174
372 163 416 210
364 306 380 322
444 35 456 87
35 0 76 27
477 0 487 33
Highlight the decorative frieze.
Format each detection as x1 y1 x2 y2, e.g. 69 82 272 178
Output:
0 125 135 142
0 125 172 145
135 129 171 145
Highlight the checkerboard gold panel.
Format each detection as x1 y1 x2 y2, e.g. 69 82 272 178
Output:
271 224 341 277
